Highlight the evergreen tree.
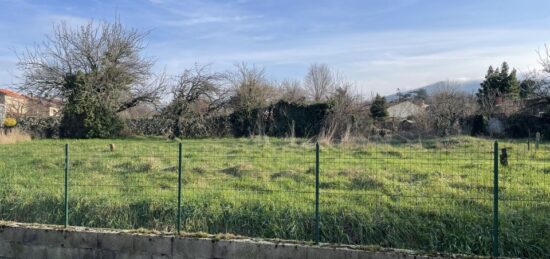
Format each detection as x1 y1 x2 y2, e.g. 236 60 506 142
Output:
477 62 520 105
370 94 388 119
499 62 520 97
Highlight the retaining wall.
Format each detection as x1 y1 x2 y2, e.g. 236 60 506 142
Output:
0 222 453 259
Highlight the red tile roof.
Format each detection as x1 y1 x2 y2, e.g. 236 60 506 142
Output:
0 89 27 99
0 88 63 107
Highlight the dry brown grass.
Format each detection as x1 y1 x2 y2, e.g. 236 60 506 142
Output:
0 129 31 144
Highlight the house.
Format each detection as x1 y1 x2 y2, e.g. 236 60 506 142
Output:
387 101 426 119
0 89 27 117
0 88 60 122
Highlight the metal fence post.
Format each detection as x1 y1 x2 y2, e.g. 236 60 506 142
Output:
177 142 183 235
315 142 320 245
493 141 499 257
64 143 69 228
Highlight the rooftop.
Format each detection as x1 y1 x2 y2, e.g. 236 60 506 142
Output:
0 89 27 99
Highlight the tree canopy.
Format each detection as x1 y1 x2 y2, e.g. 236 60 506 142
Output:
17 20 164 137
476 62 520 107
370 94 388 119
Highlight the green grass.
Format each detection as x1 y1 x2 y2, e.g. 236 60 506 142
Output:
0 136 548 257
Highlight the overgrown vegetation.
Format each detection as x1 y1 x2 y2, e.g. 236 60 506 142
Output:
12 18 550 141
0 137 547 257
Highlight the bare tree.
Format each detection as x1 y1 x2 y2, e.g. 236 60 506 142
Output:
226 62 276 136
17 19 165 113
226 63 275 110
16 19 166 137
319 82 366 143
476 88 501 116
163 64 226 137
304 63 336 102
118 103 158 119
428 81 475 136
279 79 306 103
534 46 550 98
521 46 550 110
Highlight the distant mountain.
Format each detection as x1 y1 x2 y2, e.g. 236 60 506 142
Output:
386 79 482 102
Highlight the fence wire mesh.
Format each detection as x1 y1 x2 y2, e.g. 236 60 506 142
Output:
0 137 548 257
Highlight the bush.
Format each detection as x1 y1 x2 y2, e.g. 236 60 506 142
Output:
370 94 388 119
505 112 550 139
469 115 487 136
269 101 329 137
3 118 16 128
17 117 61 138
461 112 550 139
229 101 330 137
124 116 231 138
60 105 124 138
125 117 173 136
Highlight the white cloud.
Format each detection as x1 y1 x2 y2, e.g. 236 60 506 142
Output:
176 28 548 95
2 0 549 97
161 14 262 26
148 29 549 95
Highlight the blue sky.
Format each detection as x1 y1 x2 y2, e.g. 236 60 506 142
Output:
1 0 550 95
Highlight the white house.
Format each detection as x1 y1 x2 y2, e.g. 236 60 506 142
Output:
387 101 426 119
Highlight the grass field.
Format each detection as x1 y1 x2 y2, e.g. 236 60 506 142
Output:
0 136 548 257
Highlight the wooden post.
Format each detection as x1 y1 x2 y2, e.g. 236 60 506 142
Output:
536 132 541 150
500 148 508 166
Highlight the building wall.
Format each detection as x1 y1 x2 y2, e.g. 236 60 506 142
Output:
0 104 5 124
0 93 60 118
4 95 28 117
0 95 5 123
27 99 53 117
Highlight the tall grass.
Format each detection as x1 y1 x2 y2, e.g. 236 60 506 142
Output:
0 128 31 144
0 136 547 257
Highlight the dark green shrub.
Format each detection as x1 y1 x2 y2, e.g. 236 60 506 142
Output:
17 117 61 138
370 94 388 119
60 105 124 138
268 101 329 137
505 113 550 139
469 115 487 136
229 101 330 137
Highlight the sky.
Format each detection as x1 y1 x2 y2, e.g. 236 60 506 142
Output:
1 0 550 95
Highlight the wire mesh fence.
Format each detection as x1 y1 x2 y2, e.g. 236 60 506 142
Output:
0 137 548 257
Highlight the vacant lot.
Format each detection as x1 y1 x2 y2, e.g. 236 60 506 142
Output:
0 136 548 257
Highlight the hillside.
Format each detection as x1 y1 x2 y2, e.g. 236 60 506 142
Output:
386 79 481 101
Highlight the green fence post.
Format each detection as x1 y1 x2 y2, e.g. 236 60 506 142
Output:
315 142 320 245
64 143 69 228
493 141 499 257
177 142 182 235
